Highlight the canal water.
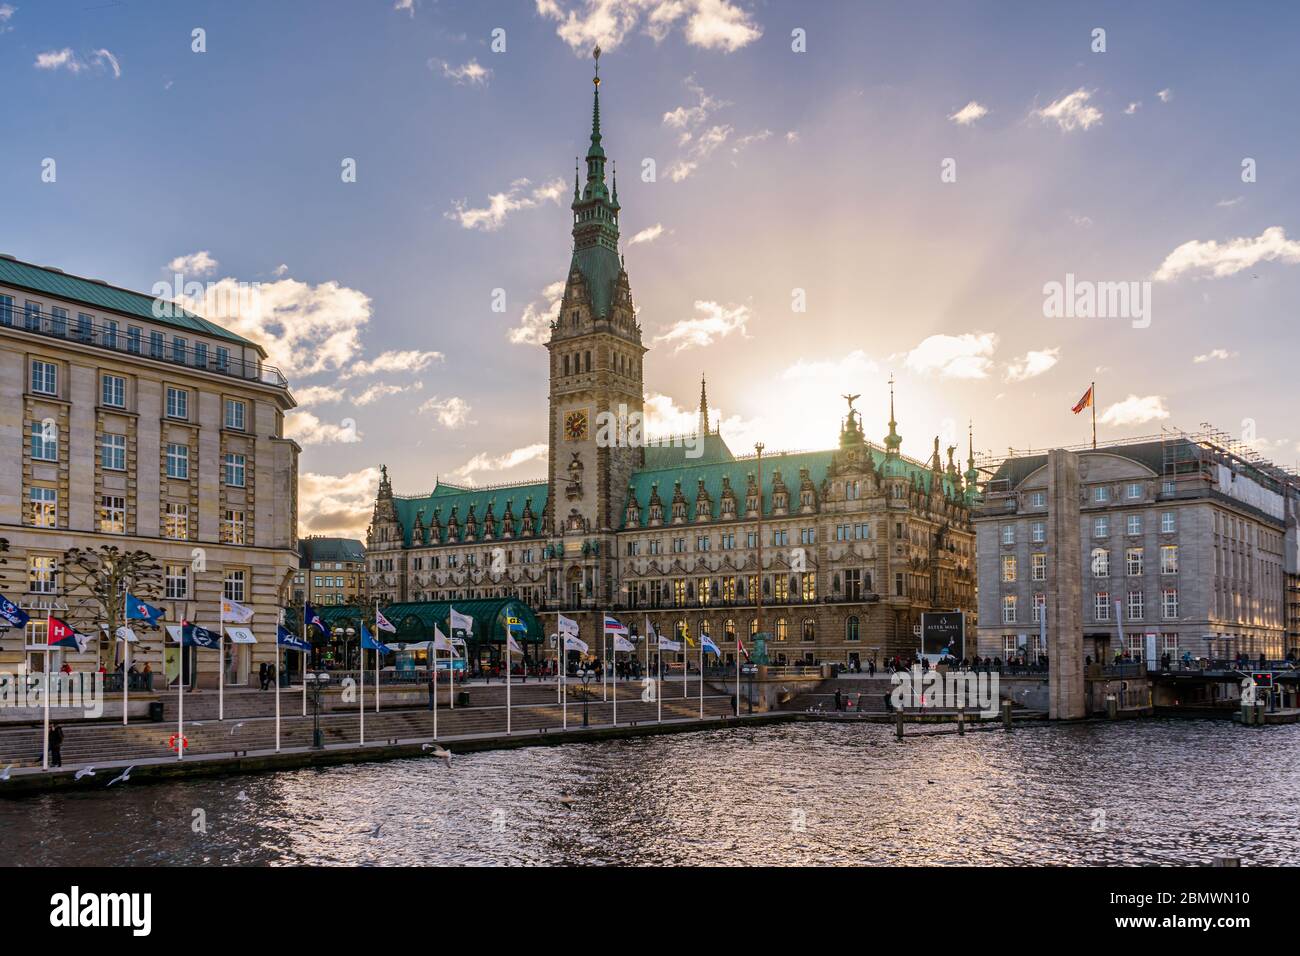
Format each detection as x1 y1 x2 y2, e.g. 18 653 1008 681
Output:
3 720 1297 865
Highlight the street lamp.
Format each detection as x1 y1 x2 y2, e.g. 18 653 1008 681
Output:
306 672 329 748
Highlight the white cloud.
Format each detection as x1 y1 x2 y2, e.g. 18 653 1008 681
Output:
1099 394 1170 427
299 467 380 537
661 76 767 181
0 4 15 22
1216 196 1243 208
663 76 728 127
1157 88 1173 103
293 384 348 407
446 176 568 231
948 101 988 125
180 275 373 379
652 300 750 352
781 349 879 389
1193 348 1238 363
450 442 548 482
1153 226 1300 281
419 396 472 429
1003 347 1060 383
509 280 566 346
435 58 491 86
285 410 362 446
394 0 416 16
1033 88 1102 132
165 250 218 278
904 332 998 379
35 47 120 77
355 381 423 405
628 223 665 245
535 0 761 53
785 130 799 144
342 349 444 379
1124 101 1140 115
273 263 289 276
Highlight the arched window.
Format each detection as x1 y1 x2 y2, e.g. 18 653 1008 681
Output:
801 618 815 642
846 615 860 641
749 618 759 637
699 619 710 637
724 618 736 640
776 617 788 641
675 618 688 641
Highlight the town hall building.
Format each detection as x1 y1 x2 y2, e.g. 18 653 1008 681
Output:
366 55 979 666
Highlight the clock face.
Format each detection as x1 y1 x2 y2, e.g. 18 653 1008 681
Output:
564 409 589 441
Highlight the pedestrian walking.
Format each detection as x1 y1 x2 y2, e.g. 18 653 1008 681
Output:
427 672 436 710
833 689 843 712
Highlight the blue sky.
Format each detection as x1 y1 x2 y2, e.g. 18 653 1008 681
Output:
4 0 1299 536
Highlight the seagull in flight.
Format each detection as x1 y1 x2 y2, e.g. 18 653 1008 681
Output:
423 743 452 763
558 794 579 809
228 722 245 736
75 767 96 780
107 766 134 787
0 765 12 782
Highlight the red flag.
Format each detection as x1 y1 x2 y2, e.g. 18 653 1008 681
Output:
47 616 85 651
1072 385 1093 415
737 636 750 661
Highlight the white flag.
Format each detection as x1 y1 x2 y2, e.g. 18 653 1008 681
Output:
221 598 254 624
375 608 397 633
115 626 138 643
564 634 589 654
613 634 635 653
449 607 473 635
657 636 682 652
433 625 458 656
507 632 524 655
558 613 579 637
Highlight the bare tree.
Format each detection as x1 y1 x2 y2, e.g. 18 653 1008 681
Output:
62 546 162 660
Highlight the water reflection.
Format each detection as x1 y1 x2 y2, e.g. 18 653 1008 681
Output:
4 720 1297 866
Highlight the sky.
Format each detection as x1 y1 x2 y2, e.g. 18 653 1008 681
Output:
4 0 1300 538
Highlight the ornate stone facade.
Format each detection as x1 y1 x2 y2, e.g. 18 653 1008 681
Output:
366 58 978 665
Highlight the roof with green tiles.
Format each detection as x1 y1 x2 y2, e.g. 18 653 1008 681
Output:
621 443 964 528
642 432 735 470
0 254 260 350
299 536 366 566
392 480 549 547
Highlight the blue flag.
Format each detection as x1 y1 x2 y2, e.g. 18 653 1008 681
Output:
178 622 219 649
125 593 164 626
360 623 389 652
0 594 29 629
277 625 311 652
700 634 721 657
304 602 330 638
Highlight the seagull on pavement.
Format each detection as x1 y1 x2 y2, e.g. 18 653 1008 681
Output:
558 793 579 809
236 790 251 803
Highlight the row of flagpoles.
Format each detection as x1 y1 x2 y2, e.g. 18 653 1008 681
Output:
0 589 756 769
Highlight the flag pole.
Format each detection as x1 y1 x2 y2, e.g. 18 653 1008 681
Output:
275 637 281 752
735 639 741 717
699 640 704 719
505 620 512 736
359 625 365 747
42 612 50 771
447 609 455 711
433 639 439 740
1091 381 1097 449
177 626 185 761
374 599 381 714
602 614 607 703
218 603 225 722
122 630 129 727
301 610 308 718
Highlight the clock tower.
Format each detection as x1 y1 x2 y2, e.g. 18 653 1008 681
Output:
546 48 645 603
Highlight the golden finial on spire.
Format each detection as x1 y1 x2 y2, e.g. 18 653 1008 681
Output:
593 45 601 86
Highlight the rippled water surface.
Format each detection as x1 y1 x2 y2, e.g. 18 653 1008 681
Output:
4 720 1298 865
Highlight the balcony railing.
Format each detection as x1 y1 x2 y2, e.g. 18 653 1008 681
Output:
1 303 288 389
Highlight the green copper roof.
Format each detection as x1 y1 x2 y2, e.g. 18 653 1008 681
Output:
570 245 621 318
299 537 366 566
642 433 735 470
621 445 961 528
392 480 549 547
0 255 259 350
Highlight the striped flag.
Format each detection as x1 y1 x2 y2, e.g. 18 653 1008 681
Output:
603 615 627 636
1072 385 1093 414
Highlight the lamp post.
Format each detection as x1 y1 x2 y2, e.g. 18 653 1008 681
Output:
306 671 329 749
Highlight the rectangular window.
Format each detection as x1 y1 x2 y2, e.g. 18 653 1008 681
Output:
164 503 189 540
194 342 208 369
1160 545 1179 575
24 301 41 331
1032 592 1045 623
101 374 126 408
1126 514 1142 536
166 443 190 480
149 330 165 358
1128 590 1144 621
166 564 189 600
100 434 126 471
224 399 246 431
103 320 119 350
99 495 126 534
1030 491 1045 507
1031 521 1045 543
29 556 58 594
224 455 246 489
165 387 188 419
1094 486 1109 503
1002 595 1017 624
127 326 142 354
1031 553 1046 582
0 294 12 325
1092 548 1110 577
1162 588 1179 619
1094 516 1109 538
215 346 229 372
1126 547 1144 576
30 422 58 462
1001 525 1015 545
1095 592 1111 621
1161 511 1176 534
1002 554 1017 583
31 360 57 395
50 307 68 337
221 509 246 545
171 336 186 364
77 313 93 342
1127 482 1143 499
223 569 246 602
30 487 57 527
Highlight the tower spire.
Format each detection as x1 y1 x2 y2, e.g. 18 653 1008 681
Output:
698 373 711 436
964 420 979 490
884 373 902 456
